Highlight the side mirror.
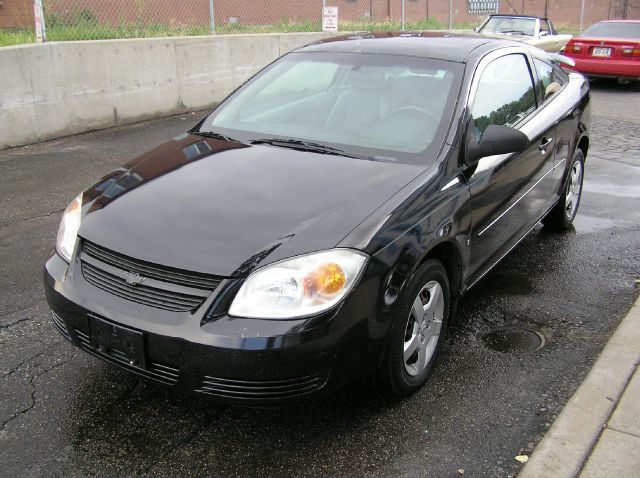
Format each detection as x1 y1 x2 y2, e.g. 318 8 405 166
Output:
465 124 530 167
539 30 549 37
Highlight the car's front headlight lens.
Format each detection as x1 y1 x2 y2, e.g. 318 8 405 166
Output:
56 195 82 262
229 249 368 319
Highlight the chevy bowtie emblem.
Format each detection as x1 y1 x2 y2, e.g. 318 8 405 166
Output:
124 271 146 286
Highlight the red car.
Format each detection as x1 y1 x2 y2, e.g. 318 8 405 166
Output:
562 20 640 82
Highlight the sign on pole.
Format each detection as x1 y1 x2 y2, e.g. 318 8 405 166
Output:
33 0 47 42
468 0 499 15
322 7 338 32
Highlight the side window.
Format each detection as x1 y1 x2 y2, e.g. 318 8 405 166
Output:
471 54 537 136
534 58 567 103
540 19 551 36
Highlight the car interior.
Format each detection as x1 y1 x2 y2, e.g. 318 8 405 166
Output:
212 59 456 155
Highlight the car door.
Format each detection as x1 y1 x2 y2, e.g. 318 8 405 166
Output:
531 57 572 199
465 51 556 279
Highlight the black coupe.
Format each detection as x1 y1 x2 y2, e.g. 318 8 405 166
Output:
45 33 590 405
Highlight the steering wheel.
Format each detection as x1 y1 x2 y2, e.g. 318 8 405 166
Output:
390 105 440 125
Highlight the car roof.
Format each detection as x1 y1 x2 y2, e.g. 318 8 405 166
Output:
297 32 520 63
596 19 640 23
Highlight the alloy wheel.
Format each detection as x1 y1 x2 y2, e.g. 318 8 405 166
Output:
403 280 444 376
565 159 583 219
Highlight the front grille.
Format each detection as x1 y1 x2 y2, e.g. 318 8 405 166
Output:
195 372 329 400
51 311 71 341
75 328 180 385
80 240 222 312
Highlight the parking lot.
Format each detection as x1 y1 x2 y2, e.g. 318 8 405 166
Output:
1 80 639 477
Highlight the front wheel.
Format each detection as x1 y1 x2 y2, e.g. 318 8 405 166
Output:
543 149 585 231
378 259 450 397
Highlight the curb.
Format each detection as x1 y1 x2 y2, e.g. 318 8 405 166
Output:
519 295 640 478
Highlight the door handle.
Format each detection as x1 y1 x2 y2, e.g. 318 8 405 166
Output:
538 137 553 153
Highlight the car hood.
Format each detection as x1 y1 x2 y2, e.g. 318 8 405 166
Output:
79 134 424 276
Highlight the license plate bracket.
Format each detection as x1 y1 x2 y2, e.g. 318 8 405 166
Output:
592 47 611 57
89 315 146 368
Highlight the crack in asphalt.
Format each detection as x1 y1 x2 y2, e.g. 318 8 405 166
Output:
1 300 49 328
139 410 224 477
1 353 45 380
0 352 78 433
0 207 64 230
0 315 39 331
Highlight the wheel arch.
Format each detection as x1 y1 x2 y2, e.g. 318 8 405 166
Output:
416 240 464 300
576 134 589 159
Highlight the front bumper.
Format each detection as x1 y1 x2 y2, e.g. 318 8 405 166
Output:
44 252 386 406
564 57 640 80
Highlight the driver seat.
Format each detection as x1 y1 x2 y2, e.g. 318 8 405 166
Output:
325 67 391 130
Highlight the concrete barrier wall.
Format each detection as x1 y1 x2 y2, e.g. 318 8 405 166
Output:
0 32 334 149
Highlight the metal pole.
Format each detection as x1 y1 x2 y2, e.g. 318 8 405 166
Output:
209 0 215 35
33 0 47 42
449 0 453 29
579 0 585 31
401 0 405 30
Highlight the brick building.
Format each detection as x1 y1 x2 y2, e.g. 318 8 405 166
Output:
0 0 33 28
1 0 638 31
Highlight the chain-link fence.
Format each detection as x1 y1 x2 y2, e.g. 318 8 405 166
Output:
1 0 638 46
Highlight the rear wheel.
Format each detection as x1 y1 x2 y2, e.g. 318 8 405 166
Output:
378 259 450 397
543 149 585 231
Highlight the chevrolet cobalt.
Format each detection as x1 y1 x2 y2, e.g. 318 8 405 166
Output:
45 33 590 405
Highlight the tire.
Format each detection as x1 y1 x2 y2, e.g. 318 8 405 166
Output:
542 149 585 231
378 259 450 397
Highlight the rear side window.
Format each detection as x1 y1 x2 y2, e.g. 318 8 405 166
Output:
540 19 551 35
471 54 537 135
533 58 567 103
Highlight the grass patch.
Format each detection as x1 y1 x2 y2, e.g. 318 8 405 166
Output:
0 17 477 48
0 29 35 47
554 24 581 36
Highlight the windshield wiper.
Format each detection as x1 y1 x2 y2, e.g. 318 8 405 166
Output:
192 130 241 143
250 138 364 159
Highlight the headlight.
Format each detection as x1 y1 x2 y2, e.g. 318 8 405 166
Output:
228 249 368 319
56 195 82 262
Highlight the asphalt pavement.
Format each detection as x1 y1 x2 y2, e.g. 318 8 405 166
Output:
1 80 639 478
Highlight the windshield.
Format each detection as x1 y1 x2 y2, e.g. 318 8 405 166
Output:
479 17 537 36
198 52 462 164
582 22 640 39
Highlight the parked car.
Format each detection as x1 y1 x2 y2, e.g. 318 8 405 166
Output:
561 20 640 83
44 33 590 406
476 14 572 52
